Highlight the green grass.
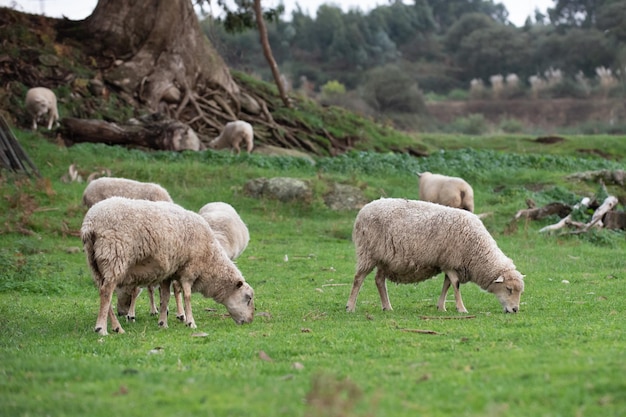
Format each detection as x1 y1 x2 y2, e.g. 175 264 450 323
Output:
1 132 625 416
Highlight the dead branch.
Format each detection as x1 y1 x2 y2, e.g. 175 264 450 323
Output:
539 198 590 233
419 315 476 320
515 202 572 220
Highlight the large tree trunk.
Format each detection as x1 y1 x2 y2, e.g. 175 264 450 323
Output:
83 0 238 111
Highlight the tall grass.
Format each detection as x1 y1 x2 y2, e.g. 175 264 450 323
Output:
1 132 625 416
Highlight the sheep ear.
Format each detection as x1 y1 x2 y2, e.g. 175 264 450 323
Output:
494 276 504 283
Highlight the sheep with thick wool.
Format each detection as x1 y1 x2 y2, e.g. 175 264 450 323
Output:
82 177 173 209
208 120 254 154
81 197 255 335
25 87 59 130
82 177 174 320
198 202 250 260
346 198 524 314
417 172 474 212
117 202 251 322
171 201 250 320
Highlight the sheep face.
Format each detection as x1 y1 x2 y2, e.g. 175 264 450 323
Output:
223 281 255 324
488 270 525 313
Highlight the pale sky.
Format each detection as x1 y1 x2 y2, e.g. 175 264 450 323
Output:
1 0 552 27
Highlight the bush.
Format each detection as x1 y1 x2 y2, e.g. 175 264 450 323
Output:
499 118 524 133
450 113 490 134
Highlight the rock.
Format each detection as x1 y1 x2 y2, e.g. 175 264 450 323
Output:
244 177 312 202
323 183 367 210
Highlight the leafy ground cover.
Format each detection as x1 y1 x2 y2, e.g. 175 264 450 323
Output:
1 132 625 416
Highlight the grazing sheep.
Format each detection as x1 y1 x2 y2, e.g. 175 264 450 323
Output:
82 177 173 208
208 120 254 154
25 87 59 130
346 198 524 314
165 201 251 319
82 177 174 320
81 197 254 335
198 202 250 260
417 172 474 212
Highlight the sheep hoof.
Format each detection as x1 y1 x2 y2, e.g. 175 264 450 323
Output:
186 322 197 329
126 315 135 322
176 314 185 322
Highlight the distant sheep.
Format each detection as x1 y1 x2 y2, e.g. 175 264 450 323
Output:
82 177 173 208
81 197 255 335
208 120 254 154
25 87 59 130
346 198 524 314
417 172 474 212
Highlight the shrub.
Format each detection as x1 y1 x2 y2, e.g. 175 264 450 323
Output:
499 118 524 133
450 113 490 134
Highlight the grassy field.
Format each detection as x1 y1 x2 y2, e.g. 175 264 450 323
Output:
1 131 625 417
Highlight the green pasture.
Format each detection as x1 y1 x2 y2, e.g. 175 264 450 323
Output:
1 132 625 416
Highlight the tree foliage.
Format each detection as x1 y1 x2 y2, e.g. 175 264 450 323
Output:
206 0 624 98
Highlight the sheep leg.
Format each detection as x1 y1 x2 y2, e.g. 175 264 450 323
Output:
445 270 468 313
108 305 125 334
374 269 393 311
172 280 185 321
95 280 117 335
436 275 451 311
180 281 197 328
147 285 158 316
46 112 54 130
346 268 371 312
158 281 171 328
126 286 142 321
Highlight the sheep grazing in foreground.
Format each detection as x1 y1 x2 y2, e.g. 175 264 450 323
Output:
208 120 254 154
25 87 59 130
346 198 524 314
81 197 254 335
169 201 251 320
417 172 474 212
82 176 174 320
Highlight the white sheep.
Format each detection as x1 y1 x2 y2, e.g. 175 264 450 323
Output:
198 202 250 260
82 177 174 320
82 177 173 208
170 201 251 320
346 198 524 314
25 87 59 130
417 171 474 212
208 120 254 154
81 197 255 335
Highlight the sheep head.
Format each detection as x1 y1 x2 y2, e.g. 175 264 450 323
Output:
223 280 255 324
488 270 525 313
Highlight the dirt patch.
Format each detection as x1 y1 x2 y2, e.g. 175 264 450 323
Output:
534 136 565 144
577 149 613 160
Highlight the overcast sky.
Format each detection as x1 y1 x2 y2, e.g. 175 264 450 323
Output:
0 0 552 27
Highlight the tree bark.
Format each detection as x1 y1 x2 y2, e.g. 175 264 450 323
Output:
253 0 291 108
83 0 238 111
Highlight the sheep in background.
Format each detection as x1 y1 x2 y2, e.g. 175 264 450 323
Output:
81 177 173 320
208 120 254 154
417 171 474 212
198 202 250 260
346 198 524 314
81 197 255 335
25 87 59 130
82 177 173 208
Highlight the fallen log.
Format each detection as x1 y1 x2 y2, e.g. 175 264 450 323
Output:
60 116 202 152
